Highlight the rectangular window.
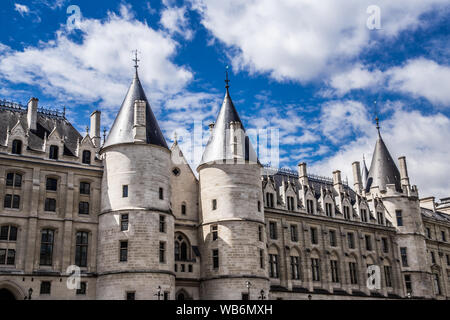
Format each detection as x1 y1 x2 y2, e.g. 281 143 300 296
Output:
447 254 450 266
75 231 89 267
159 215 166 233
211 225 218 241
404 274 412 294
269 222 277 240
121 214 129 231
400 247 408 267
78 201 89 215
266 193 274 208
269 254 279 278
3 194 12 209
1 249 15 265
212 249 219 269
159 187 164 200
122 185 128 198
159 242 166 263
120 241 128 262
44 198 56 212
349 262 358 284
0 226 8 240
431 251 436 264
0 249 5 264
258 226 263 242
441 231 447 242
79 182 90 195
76 282 87 295
426 227 431 239
260 249 264 269
46 178 58 191
257 200 261 212
40 281 51 295
311 258 320 281
365 235 372 251
377 212 384 225
287 196 294 211
212 199 217 210
361 209 368 222
181 204 186 215
396 210 403 226
4 194 20 209
310 227 318 245
330 260 339 283
291 256 301 280
290 225 298 242
40 229 54 266
382 237 389 253
326 203 333 217
329 230 337 247
343 206 350 220
307 199 314 214
347 232 355 249
384 266 393 287
433 273 441 295
126 292 135 300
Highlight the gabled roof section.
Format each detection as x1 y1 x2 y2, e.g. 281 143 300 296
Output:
365 130 402 193
198 85 258 166
103 70 168 149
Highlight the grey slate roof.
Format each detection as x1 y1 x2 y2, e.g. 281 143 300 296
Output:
362 157 369 189
421 207 450 223
199 87 258 166
103 71 168 150
0 103 81 156
365 133 402 192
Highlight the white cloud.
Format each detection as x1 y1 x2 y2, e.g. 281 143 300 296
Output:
0 5 192 111
191 0 448 82
160 6 194 40
387 58 450 106
328 64 384 96
311 107 450 199
14 3 29 16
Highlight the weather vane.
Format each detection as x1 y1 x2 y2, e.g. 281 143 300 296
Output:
132 49 140 71
225 65 230 89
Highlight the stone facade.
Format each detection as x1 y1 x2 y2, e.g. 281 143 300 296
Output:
1 75 449 300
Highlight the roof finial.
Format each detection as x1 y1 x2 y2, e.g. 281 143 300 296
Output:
174 131 178 143
102 127 107 145
375 115 380 134
85 125 89 135
132 49 140 75
225 65 230 90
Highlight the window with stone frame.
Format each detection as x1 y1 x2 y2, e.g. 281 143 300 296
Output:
384 265 393 287
290 255 301 280
381 237 389 253
269 254 279 278
40 281 51 295
329 230 337 247
119 241 128 262
49 145 59 160
0 225 17 241
0 249 15 265
361 209 368 222
310 227 318 245
330 259 339 283
120 214 129 231
40 229 54 266
12 140 22 155
343 206 350 220
269 222 277 240
78 201 89 215
347 232 355 249
266 193 274 208
212 249 219 269
349 261 358 284
82 150 91 164
306 199 314 214
287 196 295 211
311 258 320 281
75 231 89 267
325 202 333 217
159 241 166 263
290 225 298 242
365 235 372 251
79 182 90 195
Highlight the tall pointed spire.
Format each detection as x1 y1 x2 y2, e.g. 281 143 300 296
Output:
102 55 168 150
198 67 258 166
365 117 402 192
362 154 369 189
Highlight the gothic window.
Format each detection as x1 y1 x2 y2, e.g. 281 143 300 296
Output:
365 235 372 251
290 251 301 280
12 140 22 155
258 226 263 242
0 225 17 241
433 273 441 295
382 237 389 253
181 203 186 215
40 229 54 266
377 212 384 225
49 145 59 160
384 265 393 287
82 150 91 164
211 225 218 241
404 274 412 294
343 206 350 220
260 249 264 269
75 231 88 267
175 233 190 261
287 196 294 211
266 193 274 208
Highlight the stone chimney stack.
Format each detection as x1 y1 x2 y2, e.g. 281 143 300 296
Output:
398 156 410 187
298 162 308 185
352 161 362 194
90 110 101 147
133 100 146 142
420 197 436 212
333 170 343 193
27 97 38 131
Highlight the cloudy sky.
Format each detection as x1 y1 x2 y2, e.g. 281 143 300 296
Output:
1 0 449 198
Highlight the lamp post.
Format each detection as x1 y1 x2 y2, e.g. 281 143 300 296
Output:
245 281 252 300
155 286 163 300
24 288 33 300
258 289 266 300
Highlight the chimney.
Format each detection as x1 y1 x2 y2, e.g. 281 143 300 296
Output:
420 197 435 212
398 156 410 187
298 162 308 185
133 100 146 142
27 97 38 131
352 161 362 194
333 170 343 193
90 110 101 147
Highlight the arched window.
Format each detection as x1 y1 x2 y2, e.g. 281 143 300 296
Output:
12 140 22 155
175 233 191 261
82 150 91 164
49 145 58 160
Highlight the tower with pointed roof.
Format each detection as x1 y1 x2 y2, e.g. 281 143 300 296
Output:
197 71 269 299
96 58 175 300
363 117 433 298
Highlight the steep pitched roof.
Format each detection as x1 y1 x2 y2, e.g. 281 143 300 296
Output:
199 86 258 166
365 132 402 192
103 70 168 149
362 156 369 189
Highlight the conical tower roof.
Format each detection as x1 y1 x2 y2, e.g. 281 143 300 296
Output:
362 155 369 189
103 70 168 150
198 76 258 167
365 120 401 192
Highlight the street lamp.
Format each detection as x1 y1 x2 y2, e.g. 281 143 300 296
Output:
258 289 266 300
245 281 252 300
155 286 163 300
24 288 33 300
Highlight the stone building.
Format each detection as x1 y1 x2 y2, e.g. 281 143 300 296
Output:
0 66 449 300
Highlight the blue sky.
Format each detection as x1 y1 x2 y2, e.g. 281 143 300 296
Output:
1 0 449 198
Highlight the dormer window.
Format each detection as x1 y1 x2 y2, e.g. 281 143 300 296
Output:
12 140 22 155
82 150 91 164
49 145 59 160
